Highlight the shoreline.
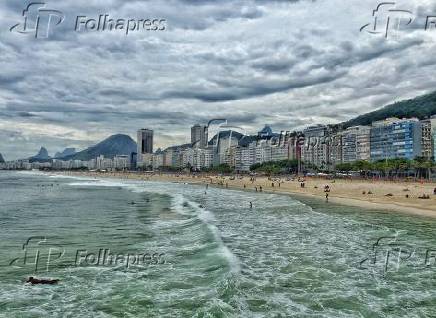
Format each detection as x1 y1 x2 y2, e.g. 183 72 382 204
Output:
50 171 436 218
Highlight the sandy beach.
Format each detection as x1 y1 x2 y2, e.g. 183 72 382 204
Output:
59 171 436 217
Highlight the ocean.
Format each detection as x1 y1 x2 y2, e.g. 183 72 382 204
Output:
1 171 436 317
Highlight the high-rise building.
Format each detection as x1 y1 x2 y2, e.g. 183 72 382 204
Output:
255 140 272 164
137 129 153 168
152 153 164 169
235 143 256 172
432 116 436 161
329 131 343 167
287 133 303 161
137 129 153 156
341 126 371 163
215 135 239 165
163 144 191 168
163 148 175 167
130 152 137 170
370 118 422 161
191 124 208 148
421 117 436 161
271 144 288 162
302 125 329 168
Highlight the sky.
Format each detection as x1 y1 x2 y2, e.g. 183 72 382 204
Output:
1 0 436 160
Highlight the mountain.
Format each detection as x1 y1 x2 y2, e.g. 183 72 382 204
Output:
55 148 76 159
344 91 436 128
0 153 5 163
63 134 136 161
29 147 51 162
208 130 245 146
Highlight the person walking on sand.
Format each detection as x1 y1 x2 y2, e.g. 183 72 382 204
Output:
325 192 329 202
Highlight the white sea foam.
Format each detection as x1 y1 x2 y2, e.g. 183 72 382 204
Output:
68 179 130 188
172 195 241 274
48 174 88 179
62 175 241 274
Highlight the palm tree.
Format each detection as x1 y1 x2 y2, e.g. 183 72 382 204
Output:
422 161 433 181
398 160 410 179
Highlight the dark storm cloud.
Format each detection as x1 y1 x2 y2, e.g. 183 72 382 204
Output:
162 70 346 102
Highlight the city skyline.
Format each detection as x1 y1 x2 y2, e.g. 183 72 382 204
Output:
2 115 435 171
1 112 435 162
2 0 436 160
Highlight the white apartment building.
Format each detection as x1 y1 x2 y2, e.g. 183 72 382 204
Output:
341 126 371 163
152 153 164 169
113 155 129 170
302 125 329 168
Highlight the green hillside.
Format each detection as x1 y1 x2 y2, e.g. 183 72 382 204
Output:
344 91 436 128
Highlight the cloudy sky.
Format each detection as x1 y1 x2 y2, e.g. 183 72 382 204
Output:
1 0 436 160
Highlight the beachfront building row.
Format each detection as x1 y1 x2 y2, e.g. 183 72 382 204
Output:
300 117 436 169
141 132 303 172
132 117 435 172
2 117 435 172
0 160 52 170
53 155 129 171
130 117 435 171
301 124 370 169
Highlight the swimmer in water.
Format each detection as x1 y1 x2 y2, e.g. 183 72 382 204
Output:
26 277 59 285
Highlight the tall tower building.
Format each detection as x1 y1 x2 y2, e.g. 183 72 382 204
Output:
191 124 208 148
137 129 154 155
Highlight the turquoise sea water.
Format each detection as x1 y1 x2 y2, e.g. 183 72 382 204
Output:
1 171 436 317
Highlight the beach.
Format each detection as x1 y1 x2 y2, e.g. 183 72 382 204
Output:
61 171 436 217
